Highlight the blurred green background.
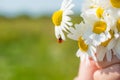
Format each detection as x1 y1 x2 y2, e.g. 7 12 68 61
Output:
0 16 81 80
0 0 83 79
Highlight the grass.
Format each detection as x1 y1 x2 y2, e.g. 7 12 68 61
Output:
0 16 81 80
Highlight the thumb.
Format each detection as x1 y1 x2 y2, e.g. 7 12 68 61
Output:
74 58 98 80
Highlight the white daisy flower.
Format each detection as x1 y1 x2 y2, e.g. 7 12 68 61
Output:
81 1 115 22
89 21 111 46
105 8 120 38
68 23 97 61
81 0 111 15
52 0 74 41
81 10 112 46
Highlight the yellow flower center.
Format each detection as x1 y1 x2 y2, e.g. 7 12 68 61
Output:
96 7 104 18
117 19 120 32
110 0 120 8
78 37 88 52
52 10 63 26
93 21 107 34
101 31 114 47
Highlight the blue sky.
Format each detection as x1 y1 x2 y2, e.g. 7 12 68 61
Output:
0 0 83 17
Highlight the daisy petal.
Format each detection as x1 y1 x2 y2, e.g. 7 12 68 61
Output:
106 50 112 62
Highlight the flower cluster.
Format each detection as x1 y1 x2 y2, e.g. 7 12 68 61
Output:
52 0 120 62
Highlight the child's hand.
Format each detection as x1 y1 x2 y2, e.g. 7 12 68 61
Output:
94 55 120 80
74 55 120 80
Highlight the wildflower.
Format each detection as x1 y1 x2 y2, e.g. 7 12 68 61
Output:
81 9 112 46
68 23 97 62
52 0 74 41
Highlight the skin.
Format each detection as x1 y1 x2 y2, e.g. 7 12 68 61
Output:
74 55 120 80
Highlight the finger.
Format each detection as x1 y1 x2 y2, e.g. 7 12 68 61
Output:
96 55 120 68
94 64 120 80
74 59 98 80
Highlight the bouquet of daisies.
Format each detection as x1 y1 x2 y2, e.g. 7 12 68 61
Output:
52 0 120 63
